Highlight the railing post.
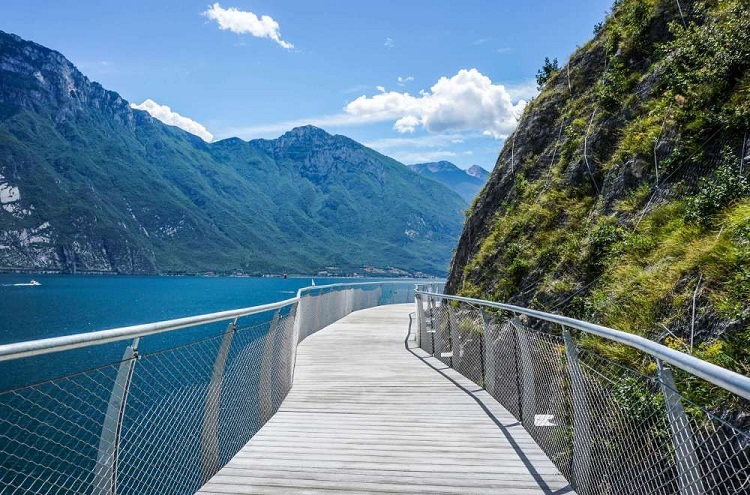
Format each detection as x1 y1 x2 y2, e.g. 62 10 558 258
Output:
434 298 447 360
562 328 592 493
511 317 536 424
259 311 282 425
447 303 457 367
94 338 139 495
414 291 424 348
657 360 705 495
200 317 237 482
428 296 436 355
479 309 489 388
281 303 298 394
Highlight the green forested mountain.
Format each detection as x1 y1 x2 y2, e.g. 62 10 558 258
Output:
448 0 749 386
0 31 465 276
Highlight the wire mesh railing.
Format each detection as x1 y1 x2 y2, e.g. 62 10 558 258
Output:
0 280 416 495
414 290 750 495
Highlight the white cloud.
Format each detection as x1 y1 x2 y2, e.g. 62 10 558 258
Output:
214 71 530 141
202 3 294 49
394 115 420 133
344 68 528 139
384 37 395 49
397 75 414 86
131 99 214 142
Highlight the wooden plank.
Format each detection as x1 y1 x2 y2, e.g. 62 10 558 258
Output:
196 304 574 494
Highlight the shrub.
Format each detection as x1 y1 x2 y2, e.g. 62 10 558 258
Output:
686 159 749 225
536 57 560 90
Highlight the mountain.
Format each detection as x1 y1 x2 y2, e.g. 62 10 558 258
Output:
447 0 749 394
408 161 490 202
0 31 465 276
465 165 489 181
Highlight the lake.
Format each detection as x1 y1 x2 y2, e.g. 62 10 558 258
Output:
0 274 387 390
0 274 379 344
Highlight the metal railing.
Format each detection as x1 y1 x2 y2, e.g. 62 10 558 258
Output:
0 280 417 494
414 290 750 495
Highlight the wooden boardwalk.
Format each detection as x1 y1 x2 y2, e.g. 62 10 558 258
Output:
197 304 574 495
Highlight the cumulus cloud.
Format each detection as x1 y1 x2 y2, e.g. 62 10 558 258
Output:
344 68 528 139
397 75 414 86
131 99 214 142
214 70 531 141
392 115 419 133
202 3 294 49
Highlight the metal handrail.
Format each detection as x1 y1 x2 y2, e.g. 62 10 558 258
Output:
297 279 434 295
0 297 299 362
0 279 428 363
416 290 750 402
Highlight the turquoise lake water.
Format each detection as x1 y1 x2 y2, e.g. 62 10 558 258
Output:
0 274 381 390
0 274 366 344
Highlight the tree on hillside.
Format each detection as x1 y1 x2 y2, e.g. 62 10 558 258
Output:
536 57 559 90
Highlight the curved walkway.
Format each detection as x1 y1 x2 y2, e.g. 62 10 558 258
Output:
197 304 574 494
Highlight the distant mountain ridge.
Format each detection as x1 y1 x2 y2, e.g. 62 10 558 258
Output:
0 31 465 276
466 165 489 180
408 161 490 202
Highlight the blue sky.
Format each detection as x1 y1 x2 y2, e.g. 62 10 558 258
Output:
2 0 612 169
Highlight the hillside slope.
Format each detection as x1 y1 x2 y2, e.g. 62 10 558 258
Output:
447 0 749 386
0 31 465 276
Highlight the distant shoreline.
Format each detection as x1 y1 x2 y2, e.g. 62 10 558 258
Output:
0 269 438 280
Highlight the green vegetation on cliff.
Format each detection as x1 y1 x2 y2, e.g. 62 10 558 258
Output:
448 0 750 399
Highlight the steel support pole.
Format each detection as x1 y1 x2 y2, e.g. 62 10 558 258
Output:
479 309 489 388
415 293 425 348
657 360 705 495
562 328 592 494
428 296 436 355
447 304 458 368
511 317 536 424
200 318 237 482
94 338 139 495
259 311 281 425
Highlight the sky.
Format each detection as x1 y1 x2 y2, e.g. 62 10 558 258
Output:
1 0 613 169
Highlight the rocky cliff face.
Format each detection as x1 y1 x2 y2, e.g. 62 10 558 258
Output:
0 31 465 276
0 32 140 128
447 0 749 392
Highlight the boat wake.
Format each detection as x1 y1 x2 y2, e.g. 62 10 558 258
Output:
3 280 42 287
